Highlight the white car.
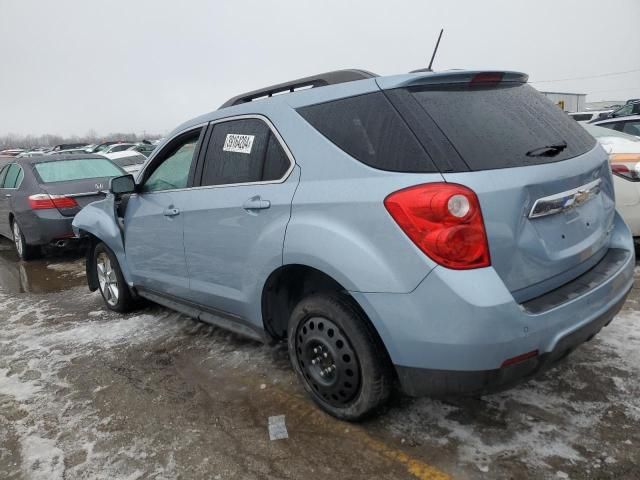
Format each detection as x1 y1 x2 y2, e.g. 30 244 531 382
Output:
101 151 147 175
100 143 136 155
569 110 611 123
584 124 640 236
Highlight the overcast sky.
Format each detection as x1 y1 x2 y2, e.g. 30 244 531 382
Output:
1 0 639 137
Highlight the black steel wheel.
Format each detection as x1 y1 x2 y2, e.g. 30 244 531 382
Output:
295 316 361 407
288 293 392 421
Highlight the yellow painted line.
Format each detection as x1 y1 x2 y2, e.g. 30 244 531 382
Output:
265 385 452 480
180 358 452 480
358 435 452 480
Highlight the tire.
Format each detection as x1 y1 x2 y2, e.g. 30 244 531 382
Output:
93 242 134 313
288 292 393 421
11 219 40 261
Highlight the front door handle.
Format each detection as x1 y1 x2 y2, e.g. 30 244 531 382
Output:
243 196 271 211
163 207 180 217
4 194 11 198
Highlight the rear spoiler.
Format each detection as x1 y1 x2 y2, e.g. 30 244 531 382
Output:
376 70 529 90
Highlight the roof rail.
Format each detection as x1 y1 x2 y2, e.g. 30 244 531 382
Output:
219 69 378 109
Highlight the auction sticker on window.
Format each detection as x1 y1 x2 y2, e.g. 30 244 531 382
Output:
223 134 254 154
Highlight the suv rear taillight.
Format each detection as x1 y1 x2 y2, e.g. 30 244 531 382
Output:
610 153 640 181
384 183 490 269
28 194 78 210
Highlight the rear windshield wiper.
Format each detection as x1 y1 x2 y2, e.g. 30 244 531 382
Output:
526 141 568 157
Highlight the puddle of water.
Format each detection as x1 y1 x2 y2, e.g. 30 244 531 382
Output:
0 238 86 294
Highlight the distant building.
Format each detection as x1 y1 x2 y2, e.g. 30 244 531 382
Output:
539 91 586 113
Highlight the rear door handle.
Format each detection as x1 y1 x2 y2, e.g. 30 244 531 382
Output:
4 194 11 198
163 207 180 217
243 196 271 210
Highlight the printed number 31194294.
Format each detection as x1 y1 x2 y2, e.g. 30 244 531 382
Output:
223 134 255 154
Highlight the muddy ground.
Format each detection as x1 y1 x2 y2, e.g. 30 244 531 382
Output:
0 238 639 479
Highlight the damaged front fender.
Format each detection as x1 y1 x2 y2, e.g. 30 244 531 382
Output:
72 194 132 287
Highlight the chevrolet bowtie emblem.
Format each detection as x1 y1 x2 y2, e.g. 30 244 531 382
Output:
529 179 601 219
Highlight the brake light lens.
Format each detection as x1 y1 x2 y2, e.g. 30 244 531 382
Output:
610 153 640 181
28 194 78 210
384 183 491 269
470 72 504 86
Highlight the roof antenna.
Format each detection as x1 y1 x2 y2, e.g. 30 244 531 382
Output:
427 29 444 71
411 29 444 73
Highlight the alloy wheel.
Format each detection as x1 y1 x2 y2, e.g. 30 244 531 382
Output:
96 252 119 307
12 222 23 258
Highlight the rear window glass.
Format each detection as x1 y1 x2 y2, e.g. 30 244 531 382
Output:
407 83 596 171
570 113 593 122
297 92 437 172
112 154 147 167
34 159 123 183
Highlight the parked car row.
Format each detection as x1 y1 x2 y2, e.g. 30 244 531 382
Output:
1 140 159 159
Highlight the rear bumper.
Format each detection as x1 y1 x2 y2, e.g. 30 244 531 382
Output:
351 211 635 396
17 210 75 245
395 286 630 396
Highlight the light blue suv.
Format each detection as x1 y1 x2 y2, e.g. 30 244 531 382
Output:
73 69 635 420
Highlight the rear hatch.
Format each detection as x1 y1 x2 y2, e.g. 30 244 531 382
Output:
382 72 615 301
32 157 125 217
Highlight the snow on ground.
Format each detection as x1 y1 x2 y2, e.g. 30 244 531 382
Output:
0 289 187 479
383 308 640 475
1 257 639 479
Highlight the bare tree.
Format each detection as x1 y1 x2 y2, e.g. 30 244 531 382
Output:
0 131 163 149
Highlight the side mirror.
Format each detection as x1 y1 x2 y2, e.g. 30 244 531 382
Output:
109 174 136 195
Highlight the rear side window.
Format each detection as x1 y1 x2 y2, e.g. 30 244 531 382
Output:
2 164 21 188
297 92 437 172
406 83 596 171
570 113 593 122
622 120 640 136
200 118 291 186
110 145 130 153
113 154 147 167
34 159 123 183
0 165 8 186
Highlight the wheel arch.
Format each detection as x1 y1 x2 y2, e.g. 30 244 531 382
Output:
260 264 393 366
72 199 132 287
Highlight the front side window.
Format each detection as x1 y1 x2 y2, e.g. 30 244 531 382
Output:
200 118 290 186
143 130 201 192
14 166 24 188
34 159 123 183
